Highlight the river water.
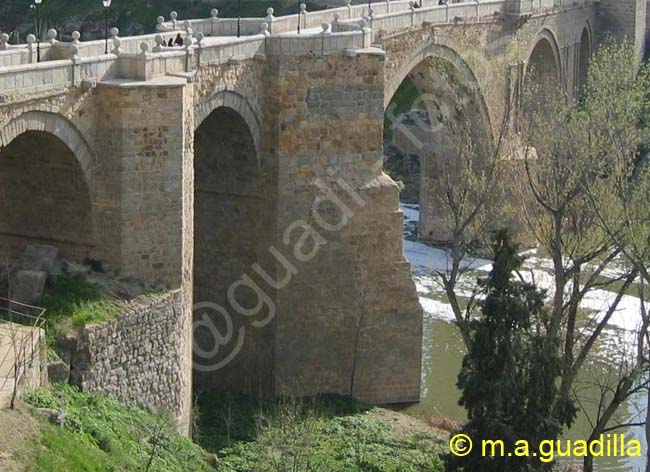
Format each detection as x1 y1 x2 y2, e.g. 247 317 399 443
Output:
399 204 647 471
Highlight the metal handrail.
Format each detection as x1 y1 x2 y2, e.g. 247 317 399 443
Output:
0 296 47 408
0 297 46 330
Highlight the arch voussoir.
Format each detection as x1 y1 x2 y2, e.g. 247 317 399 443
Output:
195 89 262 156
0 111 94 185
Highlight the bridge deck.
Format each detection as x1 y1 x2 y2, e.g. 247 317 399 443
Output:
0 0 590 102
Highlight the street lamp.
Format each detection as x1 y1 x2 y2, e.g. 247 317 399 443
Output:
237 0 241 38
297 1 301 35
102 0 112 54
33 0 42 62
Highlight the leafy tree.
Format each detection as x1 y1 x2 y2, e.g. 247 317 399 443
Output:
515 39 650 472
446 230 574 472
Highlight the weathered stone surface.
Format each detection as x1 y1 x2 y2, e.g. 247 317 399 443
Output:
47 360 70 384
9 270 47 306
0 323 47 409
21 245 59 273
67 291 190 431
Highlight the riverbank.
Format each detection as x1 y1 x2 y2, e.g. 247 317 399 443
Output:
0 385 449 471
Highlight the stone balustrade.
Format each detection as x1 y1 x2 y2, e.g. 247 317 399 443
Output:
0 0 590 100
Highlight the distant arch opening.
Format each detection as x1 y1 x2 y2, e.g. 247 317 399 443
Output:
578 27 591 94
0 130 94 268
526 36 561 97
192 106 273 395
384 51 492 243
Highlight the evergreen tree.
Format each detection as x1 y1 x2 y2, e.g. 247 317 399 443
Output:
446 230 575 472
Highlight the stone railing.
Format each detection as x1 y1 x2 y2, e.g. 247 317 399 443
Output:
0 0 590 100
0 54 116 97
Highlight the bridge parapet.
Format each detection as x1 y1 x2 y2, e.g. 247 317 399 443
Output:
157 0 422 37
0 0 596 102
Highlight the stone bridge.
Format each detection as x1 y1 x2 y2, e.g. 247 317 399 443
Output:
0 0 645 432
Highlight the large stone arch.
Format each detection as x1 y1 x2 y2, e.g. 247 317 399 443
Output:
385 42 494 242
0 111 94 185
385 42 493 138
195 88 263 159
192 102 273 397
0 112 96 264
525 28 563 92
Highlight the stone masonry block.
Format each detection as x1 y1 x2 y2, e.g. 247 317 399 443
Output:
21 244 59 273
10 270 48 306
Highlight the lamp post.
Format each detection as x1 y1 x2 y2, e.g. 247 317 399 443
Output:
297 1 301 34
237 0 241 38
103 0 112 54
33 0 42 62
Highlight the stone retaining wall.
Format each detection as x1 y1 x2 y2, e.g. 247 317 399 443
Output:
68 290 190 427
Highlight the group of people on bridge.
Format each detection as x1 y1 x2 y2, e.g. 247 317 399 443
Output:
166 33 185 47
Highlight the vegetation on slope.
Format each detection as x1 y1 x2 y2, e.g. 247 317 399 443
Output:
195 392 447 472
40 274 123 345
23 385 214 472
7 386 448 472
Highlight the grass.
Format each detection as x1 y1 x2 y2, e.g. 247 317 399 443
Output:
14 386 447 472
39 274 122 345
10 383 448 472
194 391 447 472
23 384 214 472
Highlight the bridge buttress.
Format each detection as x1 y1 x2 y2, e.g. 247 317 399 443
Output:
597 0 647 61
265 49 423 403
94 78 194 433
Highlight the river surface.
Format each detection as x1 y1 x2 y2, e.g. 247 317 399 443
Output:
399 204 647 471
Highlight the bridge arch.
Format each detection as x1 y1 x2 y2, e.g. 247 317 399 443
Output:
525 29 563 93
192 103 272 395
577 23 593 92
384 43 493 242
195 89 262 158
385 42 492 135
0 111 94 184
0 112 95 264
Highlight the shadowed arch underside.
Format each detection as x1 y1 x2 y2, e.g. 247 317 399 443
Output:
192 105 274 396
0 129 94 264
0 111 94 184
578 26 592 93
195 89 262 157
386 50 493 243
526 31 562 96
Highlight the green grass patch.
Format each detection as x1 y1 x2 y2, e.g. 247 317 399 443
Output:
195 392 446 472
24 385 213 472
40 274 123 344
